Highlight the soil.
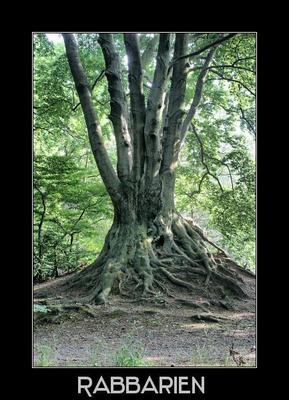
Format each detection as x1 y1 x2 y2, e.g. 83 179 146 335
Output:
33 271 256 368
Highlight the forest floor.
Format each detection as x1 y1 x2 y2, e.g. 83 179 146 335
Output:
33 274 256 368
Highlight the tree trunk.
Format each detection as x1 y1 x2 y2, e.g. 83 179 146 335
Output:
65 182 249 305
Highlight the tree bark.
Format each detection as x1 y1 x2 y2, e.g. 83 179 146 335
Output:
144 33 171 183
159 34 189 222
124 34 146 182
98 34 132 181
63 34 121 206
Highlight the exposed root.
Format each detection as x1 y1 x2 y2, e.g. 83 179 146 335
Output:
159 267 196 291
33 300 100 324
211 270 248 298
153 278 175 298
190 314 221 323
205 270 212 287
175 298 210 312
34 214 253 310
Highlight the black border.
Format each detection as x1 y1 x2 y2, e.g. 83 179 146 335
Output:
20 27 265 399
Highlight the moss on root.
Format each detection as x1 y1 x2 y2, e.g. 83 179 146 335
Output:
34 215 253 309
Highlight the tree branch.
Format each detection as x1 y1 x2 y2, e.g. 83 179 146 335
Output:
180 47 216 143
141 35 159 70
124 33 146 181
208 69 256 96
239 106 256 136
160 34 189 175
189 171 209 196
169 33 237 71
144 33 171 182
98 34 133 181
188 63 255 74
62 33 120 205
72 69 106 111
207 154 235 192
46 201 98 247
232 56 255 66
191 124 224 192
204 101 256 137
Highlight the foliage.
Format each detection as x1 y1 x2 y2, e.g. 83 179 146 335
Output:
33 33 117 281
175 34 255 269
33 151 112 281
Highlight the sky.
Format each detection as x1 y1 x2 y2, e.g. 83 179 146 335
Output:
46 33 63 44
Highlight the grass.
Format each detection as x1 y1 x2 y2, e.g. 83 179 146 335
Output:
87 333 154 367
90 344 101 367
191 343 214 366
114 333 150 366
191 339 234 367
115 343 152 367
34 344 56 367
114 323 154 367
191 344 255 367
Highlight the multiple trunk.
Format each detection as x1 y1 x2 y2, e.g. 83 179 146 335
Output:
60 33 252 306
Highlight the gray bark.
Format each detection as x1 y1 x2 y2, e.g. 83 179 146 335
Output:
63 33 236 222
178 47 216 155
159 34 189 219
144 34 171 183
160 34 188 174
123 34 146 182
63 34 121 205
141 35 158 70
98 34 133 181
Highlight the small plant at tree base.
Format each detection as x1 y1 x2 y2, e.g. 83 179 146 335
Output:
191 344 213 367
34 304 51 313
223 356 232 367
90 344 101 367
34 344 55 367
115 336 152 367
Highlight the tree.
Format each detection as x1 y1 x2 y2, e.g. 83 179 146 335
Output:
35 33 255 306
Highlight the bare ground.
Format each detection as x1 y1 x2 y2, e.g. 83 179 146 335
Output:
33 273 256 368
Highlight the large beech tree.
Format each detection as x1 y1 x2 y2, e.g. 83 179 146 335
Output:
56 32 255 305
